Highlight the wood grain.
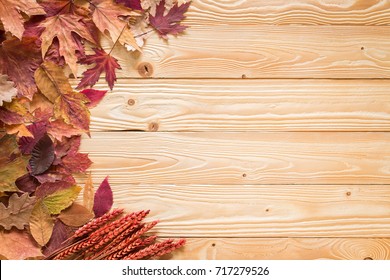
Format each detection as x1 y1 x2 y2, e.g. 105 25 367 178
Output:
98 25 390 79
185 0 390 26
80 132 390 185
163 238 390 260
82 184 390 237
75 79 390 132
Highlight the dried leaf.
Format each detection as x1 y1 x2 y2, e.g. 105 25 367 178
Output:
29 134 55 176
0 134 28 192
90 0 140 51
5 123 33 138
47 120 81 141
149 0 190 39
81 89 108 108
0 0 45 39
29 201 54 246
43 220 73 257
15 173 40 193
0 74 17 106
93 176 113 217
35 180 73 198
18 121 47 155
0 229 43 259
59 203 94 227
40 14 96 76
116 0 142 10
83 173 94 212
0 193 36 230
43 185 81 214
77 48 121 90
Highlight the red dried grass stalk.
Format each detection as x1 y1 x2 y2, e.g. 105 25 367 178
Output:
53 239 94 260
105 236 157 260
151 239 186 259
123 239 186 260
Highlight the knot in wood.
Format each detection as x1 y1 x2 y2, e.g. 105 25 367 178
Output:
148 122 159 132
137 62 154 77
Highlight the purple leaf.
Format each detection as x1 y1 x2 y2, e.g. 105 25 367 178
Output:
80 89 107 108
43 220 74 257
29 134 55 175
18 121 47 155
116 0 142 10
15 173 40 193
93 176 113 217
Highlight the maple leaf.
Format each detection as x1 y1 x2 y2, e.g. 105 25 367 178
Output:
5 123 33 138
77 48 121 90
39 14 96 76
0 134 28 192
90 0 140 51
43 185 81 214
62 153 92 173
0 193 36 230
58 203 94 227
149 0 190 39
116 0 142 10
0 0 45 39
0 229 43 259
0 37 42 100
47 119 82 141
29 201 54 246
93 176 113 217
29 134 55 176
81 89 108 108
0 74 17 106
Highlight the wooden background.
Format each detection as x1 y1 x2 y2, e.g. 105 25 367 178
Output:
79 0 390 259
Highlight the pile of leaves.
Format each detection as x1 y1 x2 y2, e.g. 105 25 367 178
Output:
0 0 190 260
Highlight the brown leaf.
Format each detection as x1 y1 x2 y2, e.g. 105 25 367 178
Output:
59 203 94 227
29 201 54 246
0 193 36 230
29 134 55 176
0 74 17 106
0 229 43 259
83 173 94 212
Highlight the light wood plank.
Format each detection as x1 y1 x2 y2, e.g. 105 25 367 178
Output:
163 238 390 260
85 184 390 237
80 132 390 185
185 0 390 26
99 26 390 78
77 79 390 132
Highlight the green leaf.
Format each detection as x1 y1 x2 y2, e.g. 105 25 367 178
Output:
43 185 81 214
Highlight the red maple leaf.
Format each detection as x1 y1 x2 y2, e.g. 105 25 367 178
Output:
149 0 190 39
77 48 121 90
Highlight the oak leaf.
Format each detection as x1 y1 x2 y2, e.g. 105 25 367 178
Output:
0 0 45 39
90 0 140 51
93 176 113 217
29 201 54 246
77 48 121 90
29 134 55 176
149 0 190 39
43 185 81 215
0 193 36 230
0 74 17 106
58 203 94 227
0 229 43 259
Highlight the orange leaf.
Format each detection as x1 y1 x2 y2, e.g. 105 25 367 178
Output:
58 203 94 227
0 229 43 259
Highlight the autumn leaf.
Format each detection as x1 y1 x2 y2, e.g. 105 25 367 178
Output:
0 0 45 39
29 134 55 176
34 61 73 103
0 106 25 125
83 172 95 212
62 152 92 173
0 74 17 106
0 229 43 259
15 173 40 193
47 119 82 141
0 193 36 230
93 176 113 217
29 201 54 246
0 37 42 100
18 121 47 155
0 134 28 192
35 180 73 198
149 0 190 39
81 89 108 108
116 0 142 10
39 14 96 76
43 185 81 215
77 48 121 90
5 123 33 138
59 203 94 227
43 220 73 257
90 0 140 51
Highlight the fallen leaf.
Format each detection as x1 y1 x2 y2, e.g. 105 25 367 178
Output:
0 229 43 259
18 121 47 155
39 14 96 76
43 185 81 214
29 134 55 176
47 119 82 141
59 203 94 227
77 48 121 90
0 0 45 39
81 89 108 108
15 173 40 193
93 176 113 217
90 0 140 51
0 193 36 230
0 134 28 192
83 173 94 212
5 124 33 138
29 201 54 246
35 180 73 198
116 0 142 10
149 0 190 39
62 153 92 174
0 106 25 125
43 220 73 257
0 74 17 106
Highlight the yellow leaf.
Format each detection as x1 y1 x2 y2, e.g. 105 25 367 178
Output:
43 186 82 215
29 202 54 247
83 172 94 212
5 123 33 137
